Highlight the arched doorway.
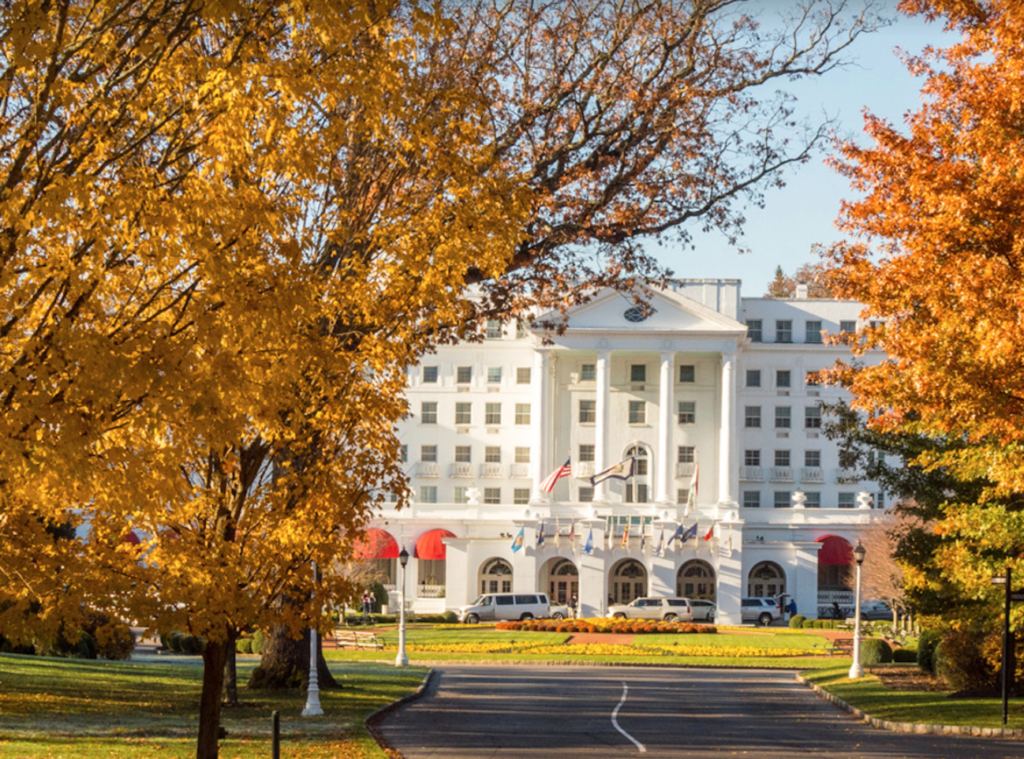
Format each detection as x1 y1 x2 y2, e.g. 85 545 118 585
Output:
624 444 650 503
478 557 513 595
541 558 579 605
354 528 400 586
609 558 647 604
677 560 716 600
415 528 455 598
817 535 854 612
747 561 786 598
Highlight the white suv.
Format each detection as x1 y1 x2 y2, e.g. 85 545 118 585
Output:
607 597 693 622
741 597 781 626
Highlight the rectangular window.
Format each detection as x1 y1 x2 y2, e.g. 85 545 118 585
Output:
400 445 408 463
422 366 439 383
419 486 437 504
581 363 596 381
454 487 469 504
513 488 531 505
421 402 438 424
775 406 791 429
776 370 791 388
484 488 501 505
485 319 503 339
455 402 472 425
635 457 648 476
775 320 793 343
773 491 791 509
805 406 822 429
747 319 763 343
628 400 646 424
455 445 472 463
626 483 649 503
805 320 822 343
744 449 761 466
678 365 696 383
838 492 856 509
805 492 821 508
774 449 790 467
515 403 531 425
805 371 820 386
579 486 595 503
676 488 690 505
743 491 761 508
487 367 502 384
456 366 472 384
804 450 821 467
420 445 438 463
677 446 696 464
630 364 647 382
485 446 501 463
677 400 696 424
516 320 527 339
744 406 761 428
579 444 595 462
516 367 531 384
485 402 501 425
839 449 858 469
515 446 530 464
840 320 857 334
579 399 596 423
746 369 761 388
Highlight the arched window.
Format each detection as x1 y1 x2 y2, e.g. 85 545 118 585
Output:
747 561 786 598
544 558 579 605
677 560 716 600
609 558 648 604
479 558 513 594
624 445 650 503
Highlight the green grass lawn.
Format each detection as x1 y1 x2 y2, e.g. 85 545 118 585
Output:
0 653 426 759
803 666 1024 730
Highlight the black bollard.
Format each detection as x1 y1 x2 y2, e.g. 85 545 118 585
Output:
272 710 280 759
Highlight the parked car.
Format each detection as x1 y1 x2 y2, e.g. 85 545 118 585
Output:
741 597 781 626
457 593 550 623
859 600 893 621
549 603 571 620
606 597 693 622
688 599 716 623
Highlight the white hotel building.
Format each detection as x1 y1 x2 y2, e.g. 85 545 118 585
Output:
363 280 884 626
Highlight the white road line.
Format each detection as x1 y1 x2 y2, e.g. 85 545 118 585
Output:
611 681 647 753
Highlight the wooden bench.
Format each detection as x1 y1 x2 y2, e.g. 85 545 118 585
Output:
829 637 855 656
334 630 384 650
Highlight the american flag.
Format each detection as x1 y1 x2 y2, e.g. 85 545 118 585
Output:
540 458 572 493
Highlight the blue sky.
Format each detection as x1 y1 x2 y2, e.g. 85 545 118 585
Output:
651 5 951 295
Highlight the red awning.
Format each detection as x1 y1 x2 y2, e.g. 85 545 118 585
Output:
354 528 399 560
817 535 853 565
123 530 140 546
415 529 456 560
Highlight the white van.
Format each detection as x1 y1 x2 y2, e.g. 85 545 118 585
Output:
456 592 550 623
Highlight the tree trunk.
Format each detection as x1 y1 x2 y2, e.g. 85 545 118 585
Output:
197 638 229 759
247 624 337 690
223 628 238 706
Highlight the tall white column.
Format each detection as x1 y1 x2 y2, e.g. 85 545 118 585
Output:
532 349 552 502
594 350 611 502
656 351 675 505
718 352 737 505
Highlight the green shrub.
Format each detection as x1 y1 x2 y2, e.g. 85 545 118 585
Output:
935 628 995 692
917 629 942 673
169 631 185 653
894 647 918 663
789 614 806 629
252 629 265 655
179 635 205 655
236 638 253 654
802 619 816 629
860 638 893 665
443 611 458 623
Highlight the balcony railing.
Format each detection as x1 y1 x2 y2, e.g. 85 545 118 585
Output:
511 463 531 479
676 462 696 478
835 468 860 484
770 467 793 483
450 462 473 478
801 467 824 483
739 466 763 482
417 584 446 599
416 462 440 478
480 463 504 478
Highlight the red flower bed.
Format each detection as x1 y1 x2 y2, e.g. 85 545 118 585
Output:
495 618 715 635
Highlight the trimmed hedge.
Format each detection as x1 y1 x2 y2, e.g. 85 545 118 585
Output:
236 637 253 654
789 615 806 629
917 629 941 673
893 647 917 663
860 638 893 665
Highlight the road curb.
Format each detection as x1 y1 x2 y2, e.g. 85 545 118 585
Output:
795 673 1024 741
364 668 434 758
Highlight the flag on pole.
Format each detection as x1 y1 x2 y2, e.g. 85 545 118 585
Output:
686 461 699 512
640 529 647 552
678 523 698 545
554 518 560 548
511 527 525 553
669 524 684 544
620 523 629 548
568 521 576 542
590 456 635 486
703 523 714 541
537 522 546 547
655 527 665 557
584 528 594 555
541 458 572 493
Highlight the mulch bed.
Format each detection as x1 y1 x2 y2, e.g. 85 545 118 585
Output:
868 665 948 692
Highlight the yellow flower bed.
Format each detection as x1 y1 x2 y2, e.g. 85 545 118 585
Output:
388 642 810 657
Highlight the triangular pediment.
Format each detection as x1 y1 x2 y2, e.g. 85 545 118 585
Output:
535 286 745 336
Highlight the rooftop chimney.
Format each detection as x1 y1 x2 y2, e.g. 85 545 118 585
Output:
795 283 809 300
